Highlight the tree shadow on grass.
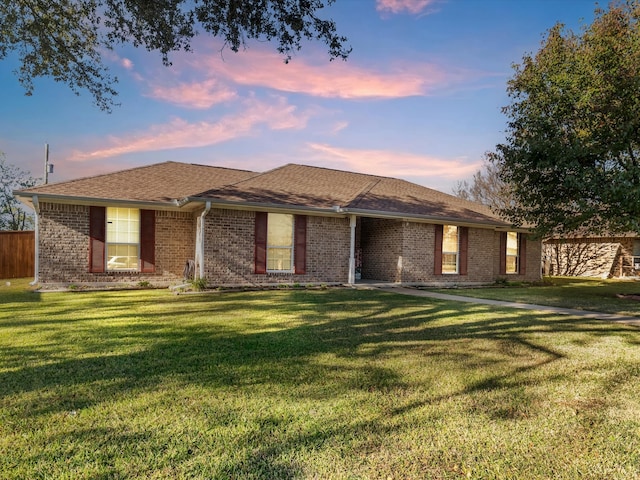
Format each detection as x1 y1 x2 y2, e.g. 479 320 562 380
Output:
2 288 639 478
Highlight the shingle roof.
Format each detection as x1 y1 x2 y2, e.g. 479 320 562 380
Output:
194 163 504 226
17 161 257 203
17 161 508 227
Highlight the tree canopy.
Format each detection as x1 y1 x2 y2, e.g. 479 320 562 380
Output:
494 1 640 237
0 0 350 111
0 154 38 231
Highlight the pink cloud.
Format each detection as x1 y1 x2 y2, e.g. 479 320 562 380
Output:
125 40 473 108
376 0 438 15
181 46 455 99
146 79 237 109
69 96 308 161
120 58 134 70
307 143 481 187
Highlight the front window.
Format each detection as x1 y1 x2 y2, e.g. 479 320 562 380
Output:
442 225 459 274
506 231 519 274
267 213 294 272
106 207 140 270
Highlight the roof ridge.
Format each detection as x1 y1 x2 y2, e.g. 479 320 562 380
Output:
24 161 176 190
222 163 289 188
285 162 394 182
345 178 382 208
186 162 258 175
22 161 258 192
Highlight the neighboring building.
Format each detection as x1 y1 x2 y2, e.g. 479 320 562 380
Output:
544 234 640 278
15 161 541 288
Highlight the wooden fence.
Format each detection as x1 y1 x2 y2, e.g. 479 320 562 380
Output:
0 231 35 279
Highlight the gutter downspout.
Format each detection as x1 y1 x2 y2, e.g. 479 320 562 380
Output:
348 214 356 285
196 201 211 280
30 195 40 286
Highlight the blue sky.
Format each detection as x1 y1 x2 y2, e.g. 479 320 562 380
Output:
0 0 598 193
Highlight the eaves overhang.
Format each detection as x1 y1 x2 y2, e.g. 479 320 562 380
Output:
181 197 526 231
14 192 528 232
340 207 521 231
180 196 347 217
13 191 185 212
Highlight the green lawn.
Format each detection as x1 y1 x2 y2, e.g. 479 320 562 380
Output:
1 278 639 479
434 276 640 316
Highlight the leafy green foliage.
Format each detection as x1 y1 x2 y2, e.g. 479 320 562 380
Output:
0 154 37 231
0 0 350 111
189 276 207 291
495 1 640 237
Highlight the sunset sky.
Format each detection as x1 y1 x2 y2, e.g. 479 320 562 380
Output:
1 0 598 193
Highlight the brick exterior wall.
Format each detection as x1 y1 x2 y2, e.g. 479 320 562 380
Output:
36 202 542 287
37 203 194 286
202 209 351 286
507 234 542 283
360 218 403 282
359 219 541 285
544 237 639 278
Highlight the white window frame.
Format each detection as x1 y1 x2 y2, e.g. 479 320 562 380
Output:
506 231 519 274
106 207 140 271
442 225 459 274
266 213 294 273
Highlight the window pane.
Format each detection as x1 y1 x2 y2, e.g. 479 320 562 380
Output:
267 248 292 271
267 213 293 271
267 213 293 247
506 232 518 256
107 207 140 243
441 225 459 274
505 232 519 274
106 207 140 271
442 253 458 273
107 244 139 270
442 225 459 253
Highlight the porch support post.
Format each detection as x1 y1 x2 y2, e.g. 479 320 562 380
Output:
348 214 356 285
30 195 40 286
195 201 211 279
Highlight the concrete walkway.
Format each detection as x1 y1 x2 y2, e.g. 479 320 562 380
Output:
373 286 640 327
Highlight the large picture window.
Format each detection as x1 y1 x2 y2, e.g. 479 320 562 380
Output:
106 207 140 271
506 231 519 274
442 225 459 274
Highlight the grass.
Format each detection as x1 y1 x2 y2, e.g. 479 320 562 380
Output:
434 276 640 316
1 278 639 479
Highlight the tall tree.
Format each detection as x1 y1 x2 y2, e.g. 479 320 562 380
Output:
0 154 38 231
495 1 640 237
0 0 350 111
